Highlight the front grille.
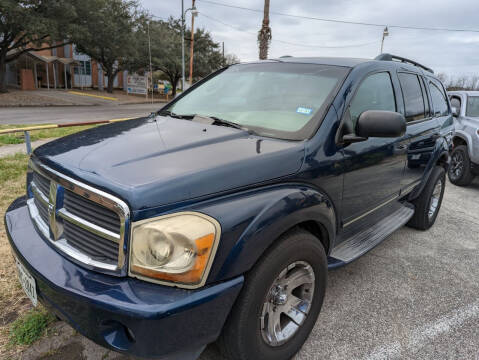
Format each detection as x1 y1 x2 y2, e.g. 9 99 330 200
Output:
34 196 49 225
27 161 129 272
63 221 119 264
33 172 50 197
64 191 120 234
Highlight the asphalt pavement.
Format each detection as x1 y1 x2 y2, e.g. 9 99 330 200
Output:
201 178 479 359
0 103 162 125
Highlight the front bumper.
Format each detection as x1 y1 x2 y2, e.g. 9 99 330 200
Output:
5 199 243 360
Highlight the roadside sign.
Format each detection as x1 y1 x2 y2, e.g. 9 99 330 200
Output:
127 74 147 95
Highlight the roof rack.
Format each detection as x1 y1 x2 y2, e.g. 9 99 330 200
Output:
375 53 434 74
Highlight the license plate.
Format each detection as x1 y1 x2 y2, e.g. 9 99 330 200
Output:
15 257 38 307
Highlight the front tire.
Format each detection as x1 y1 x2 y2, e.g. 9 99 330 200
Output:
218 229 327 360
448 145 474 186
407 166 446 230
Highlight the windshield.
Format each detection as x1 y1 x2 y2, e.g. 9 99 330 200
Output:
466 96 479 117
166 63 348 140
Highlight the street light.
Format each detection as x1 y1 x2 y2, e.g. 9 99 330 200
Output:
181 0 198 92
381 26 389 54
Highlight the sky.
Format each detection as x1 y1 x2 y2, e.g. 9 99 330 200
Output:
140 0 479 77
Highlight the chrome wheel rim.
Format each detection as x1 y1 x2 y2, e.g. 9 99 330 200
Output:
450 152 464 180
428 179 443 220
260 261 315 347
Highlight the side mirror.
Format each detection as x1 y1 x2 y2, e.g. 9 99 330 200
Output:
356 110 406 138
451 106 459 117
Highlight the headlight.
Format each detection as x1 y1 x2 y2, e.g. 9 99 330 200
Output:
129 212 221 288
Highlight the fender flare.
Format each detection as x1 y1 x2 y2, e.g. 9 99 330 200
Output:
408 137 449 201
201 185 337 282
453 130 474 157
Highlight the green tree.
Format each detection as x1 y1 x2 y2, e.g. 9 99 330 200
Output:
0 0 76 92
71 0 141 93
136 17 229 97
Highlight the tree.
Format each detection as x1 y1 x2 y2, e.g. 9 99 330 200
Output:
258 0 271 60
71 0 140 93
0 0 76 92
135 17 229 97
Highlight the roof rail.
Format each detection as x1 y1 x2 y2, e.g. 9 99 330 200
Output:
375 53 434 74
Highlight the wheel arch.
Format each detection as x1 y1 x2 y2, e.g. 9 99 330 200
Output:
210 185 337 282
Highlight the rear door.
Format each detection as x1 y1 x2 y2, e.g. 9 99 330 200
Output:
399 72 440 192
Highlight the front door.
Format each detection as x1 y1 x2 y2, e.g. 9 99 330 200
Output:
340 72 407 225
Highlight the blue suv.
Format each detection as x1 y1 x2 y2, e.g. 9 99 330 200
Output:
6 54 451 360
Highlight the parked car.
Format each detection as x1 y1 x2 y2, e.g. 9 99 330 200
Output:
6 54 451 360
448 91 479 186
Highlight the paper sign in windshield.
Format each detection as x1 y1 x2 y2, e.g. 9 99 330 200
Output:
296 106 313 115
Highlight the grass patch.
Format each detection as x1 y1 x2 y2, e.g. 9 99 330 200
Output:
0 153 29 183
0 124 97 146
0 153 37 357
9 309 56 345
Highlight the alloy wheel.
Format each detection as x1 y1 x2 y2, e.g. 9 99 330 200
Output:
260 261 315 347
450 151 465 181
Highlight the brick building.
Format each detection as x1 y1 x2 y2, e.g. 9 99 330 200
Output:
6 44 127 91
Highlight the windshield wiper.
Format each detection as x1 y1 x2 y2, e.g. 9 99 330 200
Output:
207 116 247 131
158 110 194 119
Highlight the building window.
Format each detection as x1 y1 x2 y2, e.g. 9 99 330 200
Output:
74 60 92 75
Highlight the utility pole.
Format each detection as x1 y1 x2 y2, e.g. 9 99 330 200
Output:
381 26 389 54
181 0 185 92
258 0 272 60
148 20 153 103
188 0 196 85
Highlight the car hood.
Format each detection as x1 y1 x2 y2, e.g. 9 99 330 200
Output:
34 116 305 211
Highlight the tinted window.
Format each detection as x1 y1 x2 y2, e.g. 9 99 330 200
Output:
398 73 426 121
429 79 449 116
466 97 479 117
349 72 396 129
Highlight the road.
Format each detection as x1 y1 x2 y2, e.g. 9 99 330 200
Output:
17 178 479 360
0 104 163 125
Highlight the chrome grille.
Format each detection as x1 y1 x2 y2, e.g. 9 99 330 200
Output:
63 221 119 263
27 160 129 272
34 196 49 225
33 172 50 197
64 191 121 233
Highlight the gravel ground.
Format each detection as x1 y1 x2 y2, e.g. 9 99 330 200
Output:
11 178 479 360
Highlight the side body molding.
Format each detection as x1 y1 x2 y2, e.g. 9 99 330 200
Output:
191 185 337 283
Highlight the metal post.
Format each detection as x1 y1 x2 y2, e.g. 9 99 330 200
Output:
46 63 50 90
148 21 153 103
33 63 38 89
181 0 185 92
53 63 57 89
24 131 32 154
189 0 196 85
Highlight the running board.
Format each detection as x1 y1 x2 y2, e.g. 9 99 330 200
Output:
328 203 415 268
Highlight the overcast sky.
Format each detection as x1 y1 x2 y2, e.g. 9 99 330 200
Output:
140 0 479 76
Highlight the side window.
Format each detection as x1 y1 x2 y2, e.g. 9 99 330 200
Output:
349 72 396 131
428 79 449 117
398 73 427 122
450 96 461 112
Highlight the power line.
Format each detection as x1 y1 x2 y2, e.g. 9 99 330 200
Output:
199 13 378 49
198 0 479 33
